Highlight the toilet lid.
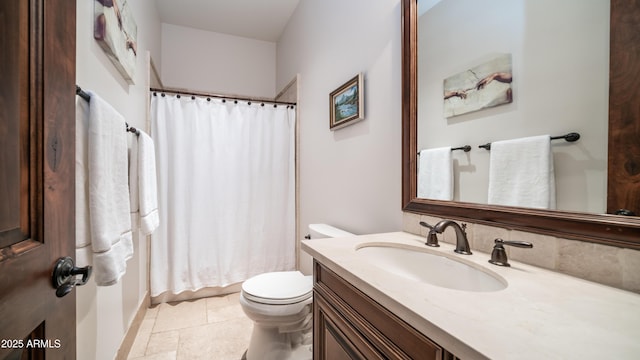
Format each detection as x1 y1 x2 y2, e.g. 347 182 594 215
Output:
242 271 312 305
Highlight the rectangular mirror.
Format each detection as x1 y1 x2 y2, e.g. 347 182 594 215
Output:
402 0 640 248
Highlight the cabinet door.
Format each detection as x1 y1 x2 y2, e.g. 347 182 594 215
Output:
314 290 385 360
314 262 444 360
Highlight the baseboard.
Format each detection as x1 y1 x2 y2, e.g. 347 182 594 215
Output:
115 291 151 360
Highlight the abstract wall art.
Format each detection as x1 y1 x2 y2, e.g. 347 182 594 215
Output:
94 0 138 84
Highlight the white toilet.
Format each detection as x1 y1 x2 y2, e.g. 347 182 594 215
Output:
240 224 354 360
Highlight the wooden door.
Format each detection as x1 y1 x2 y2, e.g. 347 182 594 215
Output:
0 0 76 359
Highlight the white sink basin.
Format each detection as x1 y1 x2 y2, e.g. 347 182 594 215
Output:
355 243 507 292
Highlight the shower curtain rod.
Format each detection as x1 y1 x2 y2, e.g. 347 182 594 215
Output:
150 87 297 107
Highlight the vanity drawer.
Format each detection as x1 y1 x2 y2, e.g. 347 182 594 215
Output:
313 261 448 360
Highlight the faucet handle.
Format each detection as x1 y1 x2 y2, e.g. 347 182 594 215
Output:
419 222 440 247
419 221 434 230
488 238 533 267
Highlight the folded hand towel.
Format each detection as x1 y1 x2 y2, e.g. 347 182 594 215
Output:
87 91 133 286
488 135 556 209
138 131 160 235
417 147 453 200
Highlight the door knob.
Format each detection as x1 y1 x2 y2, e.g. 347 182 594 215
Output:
51 257 92 297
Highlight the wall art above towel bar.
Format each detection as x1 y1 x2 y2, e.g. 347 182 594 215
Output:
76 85 140 136
418 145 471 155
478 132 580 150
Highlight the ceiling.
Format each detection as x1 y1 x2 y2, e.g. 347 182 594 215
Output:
154 0 301 42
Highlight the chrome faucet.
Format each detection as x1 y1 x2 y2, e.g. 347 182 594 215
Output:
433 220 472 255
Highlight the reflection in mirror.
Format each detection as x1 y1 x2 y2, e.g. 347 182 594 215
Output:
402 0 640 248
416 0 609 214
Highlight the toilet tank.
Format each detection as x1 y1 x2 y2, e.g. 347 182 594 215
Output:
301 224 354 276
308 224 354 239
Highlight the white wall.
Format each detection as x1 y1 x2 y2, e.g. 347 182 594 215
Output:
75 1 161 359
161 24 277 98
418 0 609 213
277 0 404 274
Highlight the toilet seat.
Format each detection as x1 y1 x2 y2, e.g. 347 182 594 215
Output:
242 271 312 305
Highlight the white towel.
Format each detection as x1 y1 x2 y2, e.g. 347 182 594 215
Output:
417 147 453 200
129 135 140 230
87 91 133 286
75 98 92 267
137 131 160 235
488 135 556 209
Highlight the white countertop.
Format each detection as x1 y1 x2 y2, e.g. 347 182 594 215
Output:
302 232 640 360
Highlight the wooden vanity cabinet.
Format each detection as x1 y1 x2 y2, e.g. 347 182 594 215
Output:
313 261 460 360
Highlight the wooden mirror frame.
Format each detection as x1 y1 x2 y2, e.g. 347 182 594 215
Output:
401 0 640 250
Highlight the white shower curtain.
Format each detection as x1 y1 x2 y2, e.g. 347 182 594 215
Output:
150 94 296 297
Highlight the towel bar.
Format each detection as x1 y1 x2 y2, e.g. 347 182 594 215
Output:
479 132 580 150
76 85 90 102
76 85 140 136
418 145 471 155
125 122 141 136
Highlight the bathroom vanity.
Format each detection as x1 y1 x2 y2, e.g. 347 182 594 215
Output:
302 232 640 359
313 261 456 359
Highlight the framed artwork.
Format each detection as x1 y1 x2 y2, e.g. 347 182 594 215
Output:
443 54 513 118
94 0 138 84
330 73 364 130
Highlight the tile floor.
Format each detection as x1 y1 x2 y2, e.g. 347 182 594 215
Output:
127 293 253 360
